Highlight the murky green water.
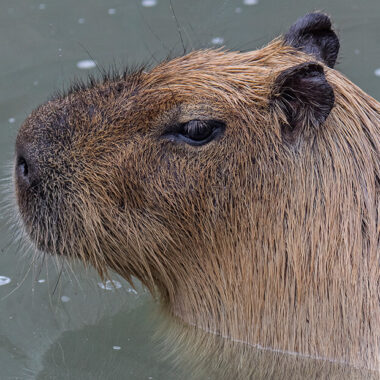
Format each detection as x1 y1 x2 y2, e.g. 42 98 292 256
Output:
0 0 379 379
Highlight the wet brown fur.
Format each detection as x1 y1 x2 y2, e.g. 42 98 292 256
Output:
15 35 380 370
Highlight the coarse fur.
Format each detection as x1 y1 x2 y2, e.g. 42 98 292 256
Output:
14 14 380 371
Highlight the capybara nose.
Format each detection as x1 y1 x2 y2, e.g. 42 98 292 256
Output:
15 150 37 187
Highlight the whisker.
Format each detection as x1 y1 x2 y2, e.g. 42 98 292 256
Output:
77 41 107 78
52 259 64 295
35 251 46 282
0 254 33 301
169 0 187 55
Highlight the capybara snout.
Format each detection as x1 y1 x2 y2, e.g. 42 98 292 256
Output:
14 13 380 370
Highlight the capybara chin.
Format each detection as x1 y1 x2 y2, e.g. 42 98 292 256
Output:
14 13 379 370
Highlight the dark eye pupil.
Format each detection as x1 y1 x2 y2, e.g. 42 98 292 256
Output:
183 120 212 141
163 119 225 146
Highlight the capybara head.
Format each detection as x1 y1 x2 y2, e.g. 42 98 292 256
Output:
14 13 379 370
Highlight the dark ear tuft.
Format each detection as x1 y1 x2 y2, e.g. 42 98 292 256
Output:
271 62 335 145
285 13 340 68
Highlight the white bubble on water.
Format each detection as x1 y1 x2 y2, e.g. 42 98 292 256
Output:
0 276 11 286
33 80 39 86
127 288 138 295
113 345 121 350
108 8 116 15
78 18 85 24
211 37 224 45
8 118 15 124
98 280 122 290
374 68 380 77
235 7 242 13
76 60 97 69
142 0 157 7
243 0 258 5
38 279 46 283
354 49 360 55
61 295 70 302
38 4 46 10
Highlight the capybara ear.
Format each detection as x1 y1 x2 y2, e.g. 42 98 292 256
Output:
284 13 340 68
271 62 335 144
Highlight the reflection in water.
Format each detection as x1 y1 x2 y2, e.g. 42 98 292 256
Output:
157 314 380 379
34 301 185 380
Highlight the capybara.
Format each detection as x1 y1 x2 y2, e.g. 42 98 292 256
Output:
14 13 380 371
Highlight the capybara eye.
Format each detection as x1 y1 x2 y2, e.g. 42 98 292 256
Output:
164 119 225 146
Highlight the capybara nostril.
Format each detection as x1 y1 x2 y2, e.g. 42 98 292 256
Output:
15 151 37 187
17 156 29 178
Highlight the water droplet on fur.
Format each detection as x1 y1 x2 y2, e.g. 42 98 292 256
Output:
127 288 138 295
76 60 96 69
78 18 85 24
374 68 380 77
8 118 15 124
0 276 11 286
108 8 116 15
243 0 258 4
61 295 70 302
211 37 224 45
38 279 46 283
142 0 157 7
98 280 122 290
113 345 121 350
